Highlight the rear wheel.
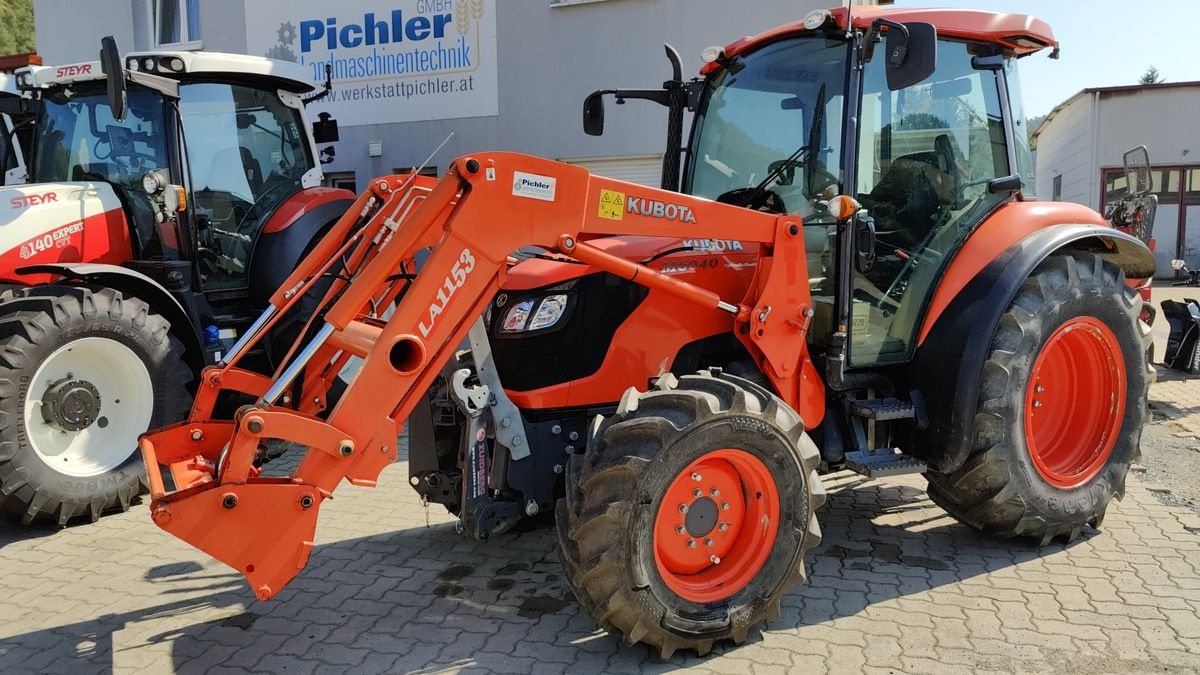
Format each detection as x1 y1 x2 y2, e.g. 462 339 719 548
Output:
0 286 192 526
927 252 1151 543
557 370 824 658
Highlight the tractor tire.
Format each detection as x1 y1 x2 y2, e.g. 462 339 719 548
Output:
0 286 192 526
556 369 824 658
926 252 1152 544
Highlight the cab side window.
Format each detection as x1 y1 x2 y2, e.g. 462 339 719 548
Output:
850 40 1010 365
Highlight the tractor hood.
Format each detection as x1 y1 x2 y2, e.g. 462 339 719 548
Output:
0 182 133 280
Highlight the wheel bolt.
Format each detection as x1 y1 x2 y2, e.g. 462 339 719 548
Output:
675 525 685 535
693 488 703 498
704 538 713 547
678 503 688 514
722 502 730 511
1035 385 1045 393
710 487 720 497
710 555 721 565
1033 400 1043 408
718 522 729 532
687 539 696 549
691 472 702 482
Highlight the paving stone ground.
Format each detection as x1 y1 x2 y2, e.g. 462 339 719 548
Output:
1 290 1199 673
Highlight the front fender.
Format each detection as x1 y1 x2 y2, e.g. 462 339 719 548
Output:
909 222 1153 474
16 262 204 373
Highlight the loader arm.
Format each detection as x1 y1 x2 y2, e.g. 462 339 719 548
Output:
139 152 821 600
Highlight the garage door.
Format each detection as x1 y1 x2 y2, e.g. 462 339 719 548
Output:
562 155 663 187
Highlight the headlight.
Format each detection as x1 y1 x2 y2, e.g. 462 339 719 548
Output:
528 294 568 330
501 300 534 332
142 171 165 194
499 294 569 333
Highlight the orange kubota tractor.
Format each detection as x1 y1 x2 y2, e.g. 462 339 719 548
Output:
141 6 1157 658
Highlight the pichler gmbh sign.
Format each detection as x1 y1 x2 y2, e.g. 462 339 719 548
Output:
245 0 499 126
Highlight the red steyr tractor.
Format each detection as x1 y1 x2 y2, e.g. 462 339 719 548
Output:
0 39 353 525
140 6 1156 658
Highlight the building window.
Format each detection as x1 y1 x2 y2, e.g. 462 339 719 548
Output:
394 166 439 178
156 0 201 48
326 172 357 193
1052 175 1062 201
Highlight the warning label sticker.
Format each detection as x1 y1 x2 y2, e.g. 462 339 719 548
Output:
598 189 625 221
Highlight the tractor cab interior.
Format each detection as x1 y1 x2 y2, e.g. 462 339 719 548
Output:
31 82 173 256
181 82 316 292
685 27 1025 367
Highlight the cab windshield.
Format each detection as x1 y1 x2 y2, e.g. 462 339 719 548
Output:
180 83 315 290
686 36 850 223
32 84 169 189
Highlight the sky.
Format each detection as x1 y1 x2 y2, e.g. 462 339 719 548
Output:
890 0 1200 117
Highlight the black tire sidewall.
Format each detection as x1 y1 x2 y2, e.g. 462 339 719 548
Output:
629 414 810 630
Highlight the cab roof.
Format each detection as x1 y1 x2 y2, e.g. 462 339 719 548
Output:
721 5 1057 63
16 50 314 94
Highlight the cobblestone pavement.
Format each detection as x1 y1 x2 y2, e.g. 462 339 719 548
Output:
3 393 1200 673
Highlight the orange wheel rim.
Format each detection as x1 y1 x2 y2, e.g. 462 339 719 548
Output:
1024 317 1126 489
652 448 780 603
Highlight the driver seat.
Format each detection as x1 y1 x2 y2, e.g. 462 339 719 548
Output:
862 133 958 247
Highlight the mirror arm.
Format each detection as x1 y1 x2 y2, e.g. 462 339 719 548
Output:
609 88 673 107
303 64 334 105
864 18 910 65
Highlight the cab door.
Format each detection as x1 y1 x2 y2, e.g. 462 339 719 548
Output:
0 112 28 185
848 40 1014 366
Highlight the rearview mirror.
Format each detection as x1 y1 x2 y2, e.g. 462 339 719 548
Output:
931 77 972 100
1171 259 1186 271
1123 145 1151 195
885 22 937 91
583 91 605 136
312 112 339 144
99 36 127 123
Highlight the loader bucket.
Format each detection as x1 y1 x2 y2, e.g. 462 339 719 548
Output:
140 422 326 600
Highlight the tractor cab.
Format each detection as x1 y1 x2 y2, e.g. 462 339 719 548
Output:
585 7 1050 370
5 43 341 300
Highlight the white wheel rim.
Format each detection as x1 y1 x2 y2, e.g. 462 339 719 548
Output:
24 337 155 477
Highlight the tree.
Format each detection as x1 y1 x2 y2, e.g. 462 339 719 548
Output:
1138 66 1164 85
0 0 35 56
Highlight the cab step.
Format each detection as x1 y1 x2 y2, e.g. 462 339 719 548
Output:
845 449 928 478
849 397 916 421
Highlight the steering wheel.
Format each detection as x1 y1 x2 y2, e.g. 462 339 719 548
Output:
233 179 300 232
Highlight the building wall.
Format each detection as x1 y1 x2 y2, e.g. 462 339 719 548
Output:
33 0 860 187
1034 94 1095 206
1094 87 1200 171
34 0 136 64
1036 84 1200 275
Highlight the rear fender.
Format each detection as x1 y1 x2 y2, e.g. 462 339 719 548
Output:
16 262 204 374
910 223 1153 473
248 187 355 309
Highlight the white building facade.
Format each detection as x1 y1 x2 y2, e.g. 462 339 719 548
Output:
1034 82 1200 276
33 0 881 191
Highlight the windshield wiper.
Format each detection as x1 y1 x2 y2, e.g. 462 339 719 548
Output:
736 83 827 209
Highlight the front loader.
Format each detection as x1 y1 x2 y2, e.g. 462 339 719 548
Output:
141 6 1157 658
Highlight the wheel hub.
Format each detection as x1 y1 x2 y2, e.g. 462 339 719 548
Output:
684 496 718 536
40 378 102 432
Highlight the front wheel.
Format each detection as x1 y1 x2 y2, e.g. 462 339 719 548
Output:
927 252 1152 543
0 286 192 526
557 370 824 658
